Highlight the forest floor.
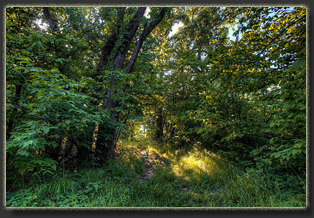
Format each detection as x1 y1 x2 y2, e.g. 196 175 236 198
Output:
137 148 167 182
6 138 306 207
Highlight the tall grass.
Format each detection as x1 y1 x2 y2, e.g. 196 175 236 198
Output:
6 139 306 207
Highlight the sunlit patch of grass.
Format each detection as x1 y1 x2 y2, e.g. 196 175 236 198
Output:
171 145 221 181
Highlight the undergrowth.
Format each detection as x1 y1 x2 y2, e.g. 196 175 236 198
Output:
6 139 306 207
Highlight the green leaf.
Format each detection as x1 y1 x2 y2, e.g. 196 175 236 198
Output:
23 140 33 148
42 126 50 134
17 57 32 64
30 67 42 72
13 66 26 70
293 59 305 71
51 68 59 73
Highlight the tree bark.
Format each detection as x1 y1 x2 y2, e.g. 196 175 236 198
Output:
6 83 22 139
125 8 166 76
113 7 147 69
95 7 147 162
96 8 125 77
43 7 58 34
155 108 164 141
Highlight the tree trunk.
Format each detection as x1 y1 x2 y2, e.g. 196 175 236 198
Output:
7 83 22 139
155 108 164 141
95 8 167 163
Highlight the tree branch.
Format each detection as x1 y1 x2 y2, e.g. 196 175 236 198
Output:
96 8 125 76
43 7 58 34
113 7 147 69
125 8 166 76
257 15 306 56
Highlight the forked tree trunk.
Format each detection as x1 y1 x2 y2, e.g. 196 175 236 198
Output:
95 8 167 162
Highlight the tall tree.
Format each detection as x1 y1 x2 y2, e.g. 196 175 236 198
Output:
94 7 168 161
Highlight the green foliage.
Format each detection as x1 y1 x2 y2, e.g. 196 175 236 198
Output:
6 7 112 189
159 7 307 176
6 6 306 208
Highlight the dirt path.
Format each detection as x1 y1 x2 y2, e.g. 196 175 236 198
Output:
137 150 167 182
